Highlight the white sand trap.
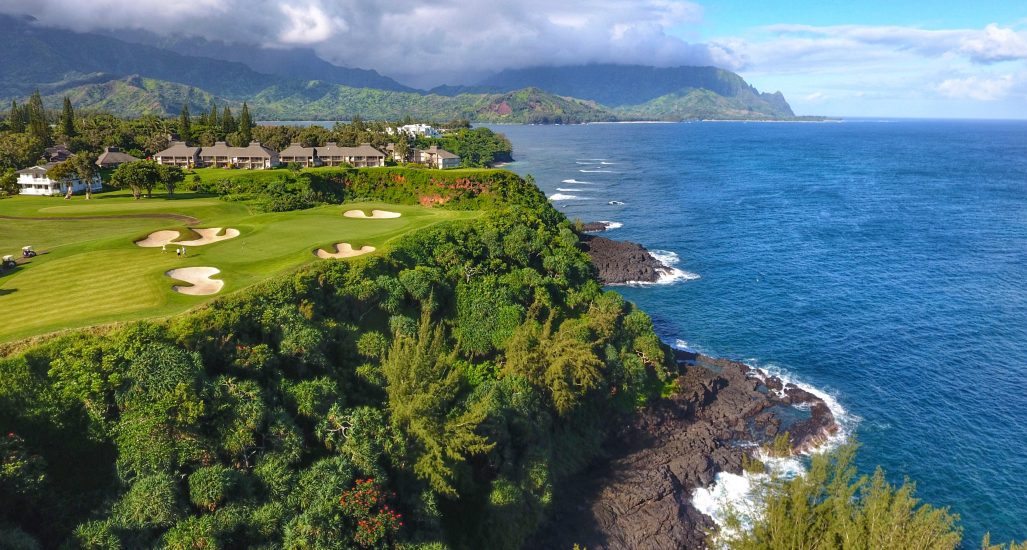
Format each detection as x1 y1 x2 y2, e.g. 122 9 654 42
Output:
315 243 377 259
135 230 181 247
166 267 224 296
343 209 402 219
175 228 241 246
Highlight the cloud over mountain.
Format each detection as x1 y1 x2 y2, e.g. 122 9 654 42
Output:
0 0 732 87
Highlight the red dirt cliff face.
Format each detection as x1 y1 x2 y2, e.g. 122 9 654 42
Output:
493 101 513 116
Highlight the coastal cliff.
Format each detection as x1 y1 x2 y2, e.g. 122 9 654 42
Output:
533 352 839 548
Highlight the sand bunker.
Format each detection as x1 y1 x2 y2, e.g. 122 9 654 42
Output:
343 209 401 219
175 228 241 246
166 267 224 296
315 243 376 259
135 230 181 247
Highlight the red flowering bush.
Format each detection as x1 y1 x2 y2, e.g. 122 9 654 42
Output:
338 478 402 548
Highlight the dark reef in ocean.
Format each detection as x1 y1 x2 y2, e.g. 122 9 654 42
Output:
580 234 672 284
533 351 839 549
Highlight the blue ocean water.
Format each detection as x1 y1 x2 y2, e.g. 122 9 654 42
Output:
488 120 1027 544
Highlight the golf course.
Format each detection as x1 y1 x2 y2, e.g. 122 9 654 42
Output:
0 190 478 342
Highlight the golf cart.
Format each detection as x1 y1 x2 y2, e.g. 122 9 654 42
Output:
22 246 36 258
2 255 16 269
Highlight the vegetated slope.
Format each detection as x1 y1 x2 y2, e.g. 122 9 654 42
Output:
0 15 614 122
0 169 676 549
435 63 796 119
37 77 617 122
0 15 275 99
56 75 220 117
615 87 794 120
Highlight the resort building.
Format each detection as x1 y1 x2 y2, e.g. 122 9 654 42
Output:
390 124 442 138
43 144 73 163
197 141 235 168
154 141 200 168
159 141 280 169
95 146 139 169
417 145 461 169
279 143 321 167
317 143 387 168
228 141 280 169
15 163 102 196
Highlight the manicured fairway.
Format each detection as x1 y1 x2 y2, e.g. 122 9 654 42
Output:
0 191 478 342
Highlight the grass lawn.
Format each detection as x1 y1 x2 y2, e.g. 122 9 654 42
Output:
0 190 478 343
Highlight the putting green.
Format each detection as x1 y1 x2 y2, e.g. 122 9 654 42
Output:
0 191 479 342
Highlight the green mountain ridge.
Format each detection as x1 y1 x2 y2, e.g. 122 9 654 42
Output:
0 15 804 121
36 75 616 123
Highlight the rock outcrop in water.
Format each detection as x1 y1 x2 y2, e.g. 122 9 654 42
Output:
532 351 839 549
580 221 614 233
580 234 671 284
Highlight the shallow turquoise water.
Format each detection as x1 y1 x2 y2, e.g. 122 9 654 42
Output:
490 120 1027 544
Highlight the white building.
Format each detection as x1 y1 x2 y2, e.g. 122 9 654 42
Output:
390 124 442 138
16 163 102 196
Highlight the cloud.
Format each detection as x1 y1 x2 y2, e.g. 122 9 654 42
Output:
0 0 721 87
936 74 1020 101
741 23 1027 68
959 24 1027 63
278 3 347 45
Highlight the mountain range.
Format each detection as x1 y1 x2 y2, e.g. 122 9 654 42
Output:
0 14 804 122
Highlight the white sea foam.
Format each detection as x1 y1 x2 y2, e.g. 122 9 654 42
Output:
557 188 583 192
649 249 680 266
608 200 625 205
548 193 589 201
600 161 617 165
580 169 613 173
597 220 623 230
690 362 858 547
562 179 595 184
620 249 701 286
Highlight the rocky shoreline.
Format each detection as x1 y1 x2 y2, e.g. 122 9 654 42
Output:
579 234 674 284
533 351 839 549
580 221 616 233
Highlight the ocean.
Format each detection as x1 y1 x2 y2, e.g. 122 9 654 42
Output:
487 120 1027 544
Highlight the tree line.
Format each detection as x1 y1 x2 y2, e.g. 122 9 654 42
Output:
0 95 512 197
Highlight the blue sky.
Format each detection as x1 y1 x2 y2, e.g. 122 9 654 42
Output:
679 1 1027 118
5 0 1026 118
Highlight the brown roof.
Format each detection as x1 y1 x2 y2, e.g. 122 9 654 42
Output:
96 146 140 167
319 142 386 158
424 145 459 159
234 141 277 159
280 143 317 158
199 141 233 158
44 144 72 161
200 141 276 159
155 141 200 157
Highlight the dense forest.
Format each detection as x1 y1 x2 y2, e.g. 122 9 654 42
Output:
0 168 675 548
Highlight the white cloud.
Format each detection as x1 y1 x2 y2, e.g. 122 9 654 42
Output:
958 24 1027 63
0 0 718 87
278 3 347 45
936 74 1019 101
